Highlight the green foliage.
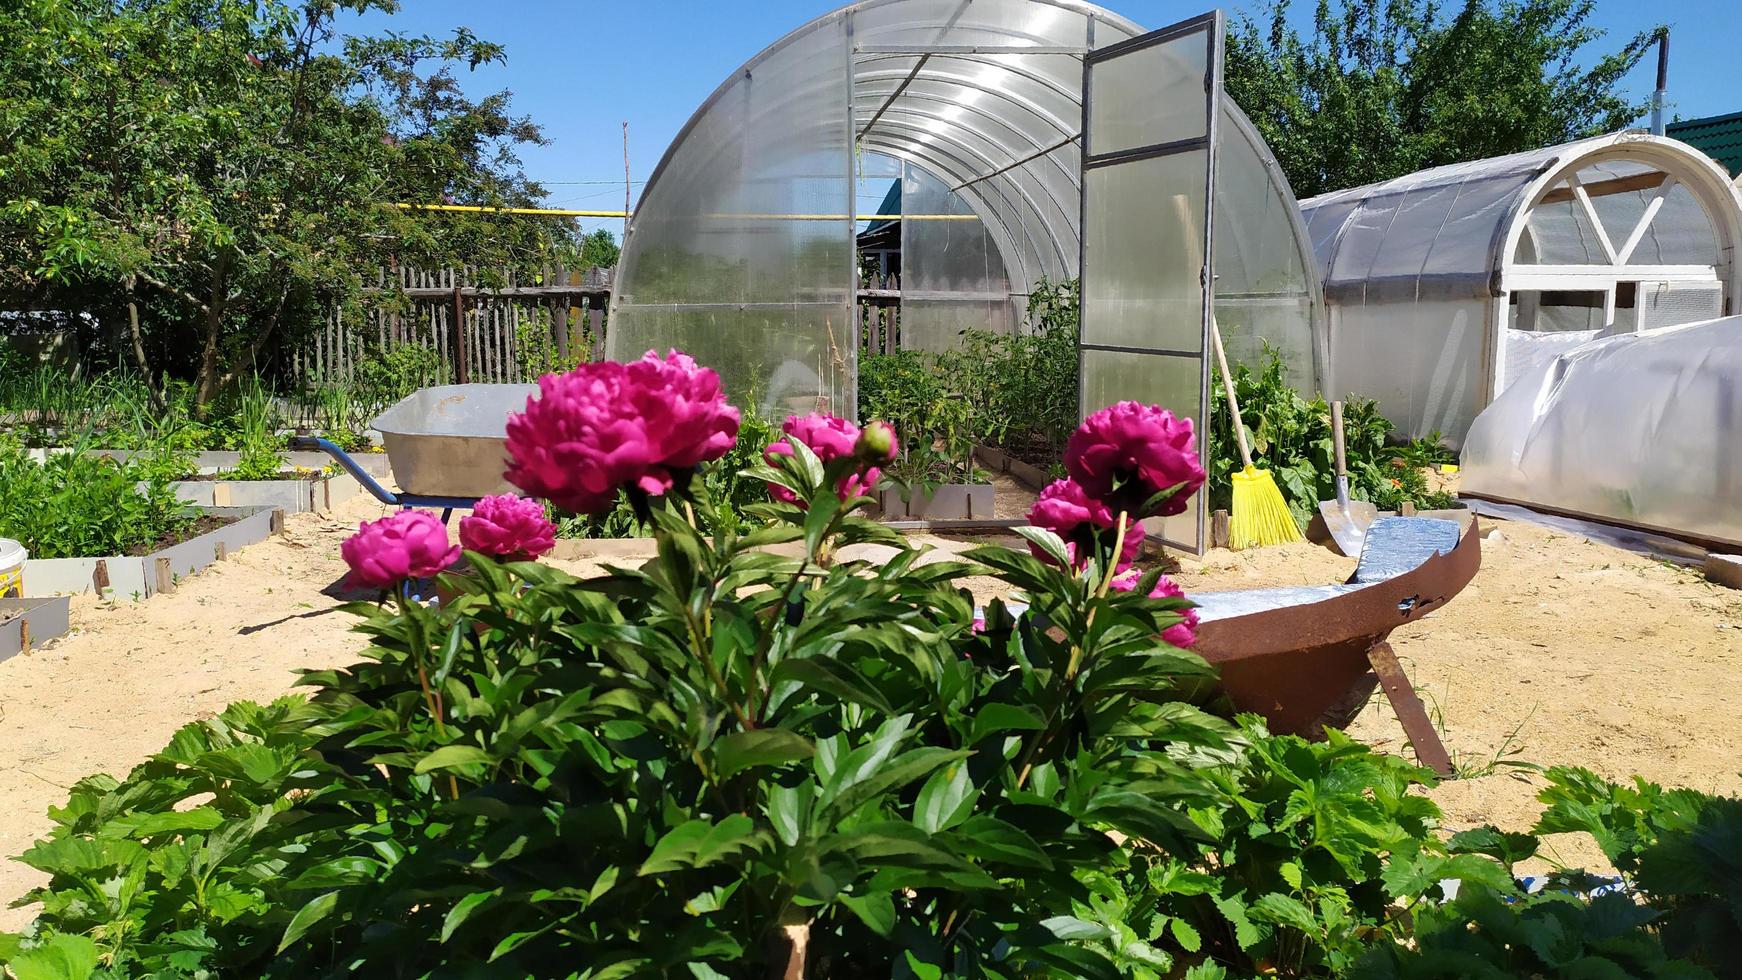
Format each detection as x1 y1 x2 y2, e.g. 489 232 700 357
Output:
0 0 568 403
857 280 1080 493
350 344 448 420
0 444 195 558
948 278 1082 470
1209 348 1456 528
1535 767 1742 974
0 437 1234 976
857 350 984 494
220 380 287 481
1354 883 1712 979
513 310 592 382
579 228 622 270
1226 0 1660 198
306 382 371 453
1080 723 1450 977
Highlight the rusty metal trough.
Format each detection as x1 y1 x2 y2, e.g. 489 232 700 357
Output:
1192 517 1482 776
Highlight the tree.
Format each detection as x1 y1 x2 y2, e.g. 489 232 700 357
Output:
578 228 621 270
1225 0 1662 199
0 0 573 407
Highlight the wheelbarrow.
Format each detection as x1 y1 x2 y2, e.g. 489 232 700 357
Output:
289 383 536 520
1191 516 1482 776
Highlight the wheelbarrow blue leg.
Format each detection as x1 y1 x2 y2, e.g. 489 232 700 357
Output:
286 436 402 507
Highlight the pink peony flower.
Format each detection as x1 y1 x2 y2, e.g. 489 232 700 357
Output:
1027 478 1143 571
505 350 741 515
626 350 742 470
341 510 459 589
1065 402 1206 517
1110 571 1199 648
765 413 885 506
459 494 556 560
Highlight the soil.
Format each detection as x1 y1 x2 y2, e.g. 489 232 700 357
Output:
2 482 1739 928
124 514 237 557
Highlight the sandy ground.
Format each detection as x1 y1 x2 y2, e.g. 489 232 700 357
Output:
3 479 1740 924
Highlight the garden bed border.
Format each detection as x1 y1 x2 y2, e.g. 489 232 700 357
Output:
0 596 71 663
170 471 362 514
876 484 996 520
972 444 1051 491
23 506 283 600
28 448 393 478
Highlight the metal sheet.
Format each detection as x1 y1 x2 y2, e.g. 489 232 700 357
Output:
372 385 535 498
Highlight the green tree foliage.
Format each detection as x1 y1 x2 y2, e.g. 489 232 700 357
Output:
0 0 571 406
579 228 622 269
1226 0 1662 198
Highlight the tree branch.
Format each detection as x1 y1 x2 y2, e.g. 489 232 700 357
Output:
136 270 210 313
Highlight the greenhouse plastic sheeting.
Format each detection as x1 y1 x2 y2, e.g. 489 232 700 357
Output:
900 166 1017 351
611 0 1328 426
1462 316 1742 546
609 17 856 417
1213 109 1324 393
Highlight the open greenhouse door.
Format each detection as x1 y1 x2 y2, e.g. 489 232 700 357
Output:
1079 12 1223 554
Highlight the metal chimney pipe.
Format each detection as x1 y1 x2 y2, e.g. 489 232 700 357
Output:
1650 30 1669 136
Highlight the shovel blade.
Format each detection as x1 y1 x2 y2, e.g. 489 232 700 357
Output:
1318 499 1379 558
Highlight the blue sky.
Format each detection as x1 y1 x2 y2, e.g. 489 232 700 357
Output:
345 1 1738 234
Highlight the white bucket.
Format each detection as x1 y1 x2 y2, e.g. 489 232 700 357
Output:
0 538 24 598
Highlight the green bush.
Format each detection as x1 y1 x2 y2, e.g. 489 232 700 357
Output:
857 349 983 493
0 443 195 558
4 429 1730 977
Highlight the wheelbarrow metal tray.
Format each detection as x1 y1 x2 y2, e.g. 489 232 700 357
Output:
372 385 536 499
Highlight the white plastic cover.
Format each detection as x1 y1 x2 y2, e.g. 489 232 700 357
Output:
1300 132 1742 443
1462 316 1742 547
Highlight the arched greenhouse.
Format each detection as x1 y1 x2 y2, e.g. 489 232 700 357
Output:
607 0 1326 552
1300 132 1742 444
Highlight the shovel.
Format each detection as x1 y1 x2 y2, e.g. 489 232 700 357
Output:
1320 400 1378 557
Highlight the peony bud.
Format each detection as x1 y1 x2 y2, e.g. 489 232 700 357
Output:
855 419 899 465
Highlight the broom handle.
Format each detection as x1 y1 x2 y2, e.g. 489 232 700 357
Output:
1209 318 1254 469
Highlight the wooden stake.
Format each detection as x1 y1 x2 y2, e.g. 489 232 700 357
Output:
451 283 469 384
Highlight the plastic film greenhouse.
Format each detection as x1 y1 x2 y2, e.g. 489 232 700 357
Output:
1300 132 1742 445
607 0 1326 553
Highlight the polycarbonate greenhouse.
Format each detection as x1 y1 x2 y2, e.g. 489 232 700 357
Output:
607 0 1326 552
1301 132 1742 444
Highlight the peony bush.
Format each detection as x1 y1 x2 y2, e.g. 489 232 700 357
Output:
1 351 1728 979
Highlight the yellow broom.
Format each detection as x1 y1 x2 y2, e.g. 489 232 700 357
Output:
1210 318 1302 549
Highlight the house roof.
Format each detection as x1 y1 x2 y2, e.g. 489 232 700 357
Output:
1667 111 1742 177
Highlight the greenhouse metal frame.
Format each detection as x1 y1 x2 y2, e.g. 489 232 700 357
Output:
607 0 1328 553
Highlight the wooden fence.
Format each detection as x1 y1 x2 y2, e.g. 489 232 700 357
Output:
294 265 614 385
294 264 921 386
